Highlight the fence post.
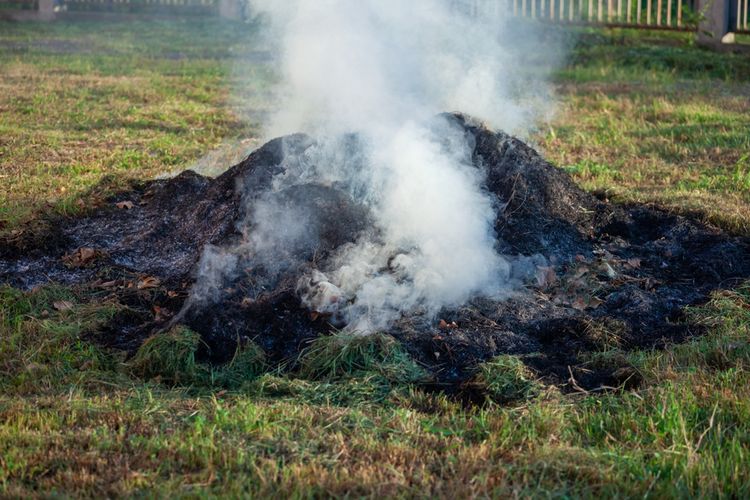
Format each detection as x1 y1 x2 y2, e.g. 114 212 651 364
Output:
697 0 730 45
219 0 243 20
38 0 56 20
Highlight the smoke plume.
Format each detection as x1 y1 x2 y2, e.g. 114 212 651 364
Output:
189 0 562 332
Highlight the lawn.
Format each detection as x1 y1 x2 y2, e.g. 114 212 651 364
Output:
1 18 750 497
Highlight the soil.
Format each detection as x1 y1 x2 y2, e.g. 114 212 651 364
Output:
2 113 749 392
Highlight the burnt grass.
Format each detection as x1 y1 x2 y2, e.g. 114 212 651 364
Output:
2 113 749 392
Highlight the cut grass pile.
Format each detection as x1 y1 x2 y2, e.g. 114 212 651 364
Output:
297 331 428 383
1 19 750 496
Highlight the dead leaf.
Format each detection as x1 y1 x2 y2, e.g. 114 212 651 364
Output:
116 200 134 210
153 306 173 322
309 311 320 321
625 258 641 269
137 276 161 289
571 297 587 311
575 254 588 263
167 290 179 298
535 266 558 288
62 247 98 267
53 300 74 312
75 199 86 209
573 266 589 279
439 319 449 329
98 280 117 289
589 297 604 309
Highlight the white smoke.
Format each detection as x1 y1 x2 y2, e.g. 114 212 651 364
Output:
251 0 549 136
190 0 561 332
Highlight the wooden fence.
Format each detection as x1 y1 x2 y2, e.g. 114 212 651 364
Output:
510 0 697 29
0 0 229 18
736 0 749 32
454 0 698 29
2 0 747 39
62 0 219 15
454 0 749 39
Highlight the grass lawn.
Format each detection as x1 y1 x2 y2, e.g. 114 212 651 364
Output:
2 18 750 497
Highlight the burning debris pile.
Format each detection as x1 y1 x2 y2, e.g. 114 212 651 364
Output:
2 113 750 387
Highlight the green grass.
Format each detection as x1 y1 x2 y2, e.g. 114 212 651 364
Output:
0 18 273 230
2 283 750 496
539 28 750 234
2 19 750 497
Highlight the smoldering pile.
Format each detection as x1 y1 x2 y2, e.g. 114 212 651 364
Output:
2 113 750 387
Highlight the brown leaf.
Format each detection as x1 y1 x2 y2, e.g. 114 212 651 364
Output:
137 276 161 290
116 200 134 210
62 247 98 268
439 319 449 329
98 280 118 289
167 290 179 298
309 311 320 321
53 300 74 312
625 258 641 269
75 199 86 209
573 266 589 279
571 297 587 311
589 297 604 309
535 266 558 288
153 306 173 322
